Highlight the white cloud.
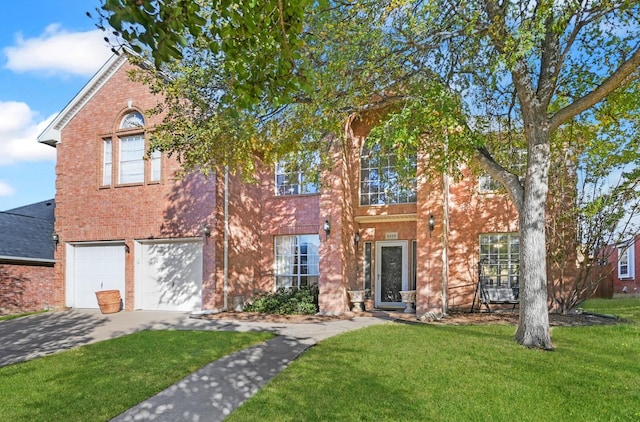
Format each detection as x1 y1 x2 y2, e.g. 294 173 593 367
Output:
0 181 15 197
0 101 56 165
3 24 113 77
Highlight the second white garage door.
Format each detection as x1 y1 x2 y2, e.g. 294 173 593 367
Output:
137 240 203 311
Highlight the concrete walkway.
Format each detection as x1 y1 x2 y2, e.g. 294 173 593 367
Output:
0 310 389 421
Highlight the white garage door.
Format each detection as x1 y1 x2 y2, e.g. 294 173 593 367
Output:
138 240 203 311
68 244 126 309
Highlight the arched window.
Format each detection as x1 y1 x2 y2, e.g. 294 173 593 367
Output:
359 141 416 205
102 111 161 186
120 111 145 129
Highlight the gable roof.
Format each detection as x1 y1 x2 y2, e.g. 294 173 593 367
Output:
0 199 55 264
37 49 130 147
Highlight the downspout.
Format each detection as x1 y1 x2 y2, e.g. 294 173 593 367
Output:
441 172 450 316
223 167 229 310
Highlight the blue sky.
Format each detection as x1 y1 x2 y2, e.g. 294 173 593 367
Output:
0 1 112 210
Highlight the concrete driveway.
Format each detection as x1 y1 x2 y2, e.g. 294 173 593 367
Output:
0 310 231 367
0 309 389 368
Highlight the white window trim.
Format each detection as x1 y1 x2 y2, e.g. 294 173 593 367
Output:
274 235 320 288
118 134 145 184
150 149 162 182
359 142 417 206
274 152 320 196
618 243 635 279
479 233 520 289
103 139 112 186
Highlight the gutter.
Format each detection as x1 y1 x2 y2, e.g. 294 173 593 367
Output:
0 256 55 266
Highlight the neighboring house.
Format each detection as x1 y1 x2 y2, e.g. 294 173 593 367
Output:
37 51 523 317
0 200 56 314
609 234 639 296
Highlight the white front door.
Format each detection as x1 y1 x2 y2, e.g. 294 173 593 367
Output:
375 241 408 308
136 240 203 311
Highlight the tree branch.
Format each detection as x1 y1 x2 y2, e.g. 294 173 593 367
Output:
550 47 640 132
474 147 524 212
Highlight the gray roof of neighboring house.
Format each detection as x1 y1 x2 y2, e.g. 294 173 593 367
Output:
0 199 55 263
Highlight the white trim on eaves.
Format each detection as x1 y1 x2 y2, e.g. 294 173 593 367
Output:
37 49 129 147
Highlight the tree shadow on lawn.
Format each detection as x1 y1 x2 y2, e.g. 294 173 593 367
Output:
0 311 111 367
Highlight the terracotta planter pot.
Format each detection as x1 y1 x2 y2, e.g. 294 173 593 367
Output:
95 290 122 314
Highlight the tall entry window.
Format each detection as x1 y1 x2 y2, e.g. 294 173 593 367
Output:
360 141 416 205
274 235 320 288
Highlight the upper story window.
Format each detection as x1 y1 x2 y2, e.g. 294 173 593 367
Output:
102 111 161 187
119 134 145 184
120 111 145 129
360 141 416 206
478 149 526 193
103 139 113 186
478 173 502 193
618 242 635 279
275 151 320 196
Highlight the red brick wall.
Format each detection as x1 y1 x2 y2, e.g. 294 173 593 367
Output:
53 59 217 310
446 171 519 311
0 263 55 315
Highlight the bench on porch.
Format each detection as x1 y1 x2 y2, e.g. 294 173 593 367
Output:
472 278 520 312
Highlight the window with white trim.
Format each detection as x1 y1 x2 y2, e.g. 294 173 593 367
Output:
478 173 502 193
101 111 161 186
150 149 162 182
120 111 145 129
275 152 319 196
479 233 520 288
103 139 112 186
274 235 320 288
618 243 635 279
478 149 526 193
360 141 416 206
119 134 145 184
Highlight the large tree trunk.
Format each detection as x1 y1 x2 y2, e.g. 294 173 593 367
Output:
515 126 553 349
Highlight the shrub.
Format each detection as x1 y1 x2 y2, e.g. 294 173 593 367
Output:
244 286 319 315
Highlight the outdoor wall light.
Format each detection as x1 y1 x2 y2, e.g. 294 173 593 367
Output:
202 224 211 238
354 231 361 247
323 220 331 239
51 232 59 245
429 214 436 237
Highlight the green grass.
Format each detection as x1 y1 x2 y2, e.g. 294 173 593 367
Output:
0 310 47 321
581 297 640 321
228 299 640 422
0 330 273 421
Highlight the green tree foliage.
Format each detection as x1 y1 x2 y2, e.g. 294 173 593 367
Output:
96 1 640 349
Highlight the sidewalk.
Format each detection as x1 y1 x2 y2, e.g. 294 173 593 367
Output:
111 315 387 422
0 309 389 421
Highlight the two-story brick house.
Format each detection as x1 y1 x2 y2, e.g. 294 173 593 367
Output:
38 51 521 318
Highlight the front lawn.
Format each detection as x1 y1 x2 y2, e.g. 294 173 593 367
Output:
228 298 640 422
0 330 273 421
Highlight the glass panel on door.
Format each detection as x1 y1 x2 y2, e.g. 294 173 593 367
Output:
375 241 408 308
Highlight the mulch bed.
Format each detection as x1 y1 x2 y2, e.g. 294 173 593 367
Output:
196 310 623 327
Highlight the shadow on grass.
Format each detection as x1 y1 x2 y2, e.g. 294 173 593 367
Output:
0 311 110 367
